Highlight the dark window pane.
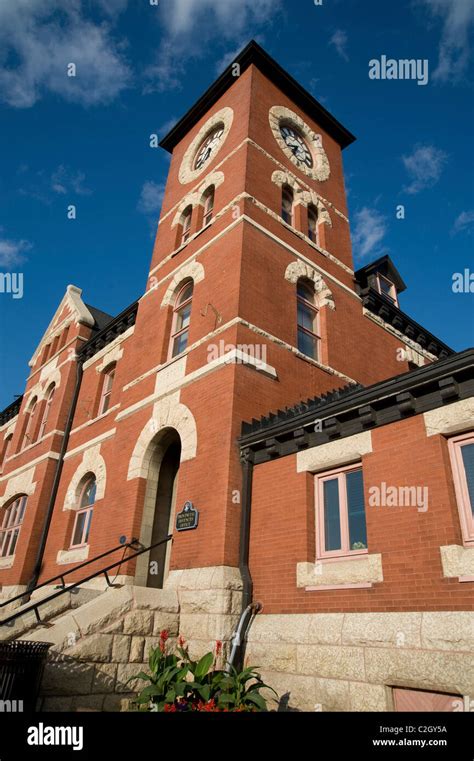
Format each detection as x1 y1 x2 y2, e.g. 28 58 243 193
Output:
346 470 367 550
173 331 189 357
323 478 341 551
298 302 315 331
72 512 87 546
81 480 96 507
461 443 474 517
8 528 19 556
84 509 93 543
298 329 317 359
177 303 191 331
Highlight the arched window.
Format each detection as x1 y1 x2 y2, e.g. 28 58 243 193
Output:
99 365 115 415
297 280 320 360
22 397 38 449
39 384 55 439
70 475 96 548
0 495 27 558
202 186 215 227
282 185 294 225
170 281 194 359
181 206 193 244
308 204 318 243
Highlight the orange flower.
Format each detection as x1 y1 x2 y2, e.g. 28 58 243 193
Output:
160 629 169 642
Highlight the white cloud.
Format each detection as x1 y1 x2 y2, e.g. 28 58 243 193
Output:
329 30 349 62
137 180 165 216
419 0 474 82
352 207 388 261
452 210 474 235
51 165 92 196
402 144 448 194
0 231 32 268
145 0 282 93
19 164 92 203
0 1 131 108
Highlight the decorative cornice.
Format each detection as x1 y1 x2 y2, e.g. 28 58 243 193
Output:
0 397 23 427
361 288 453 359
239 348 474 465
79 302 138 363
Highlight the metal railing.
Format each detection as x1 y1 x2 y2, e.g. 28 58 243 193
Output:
0 539 142 611
0 535 172 628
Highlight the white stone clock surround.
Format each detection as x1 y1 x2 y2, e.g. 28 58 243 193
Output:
269 105 330 182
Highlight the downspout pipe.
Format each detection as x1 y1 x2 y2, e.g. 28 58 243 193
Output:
26 356 84 598
228 448 261 672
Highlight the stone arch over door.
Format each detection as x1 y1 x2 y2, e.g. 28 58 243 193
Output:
134 427 182 588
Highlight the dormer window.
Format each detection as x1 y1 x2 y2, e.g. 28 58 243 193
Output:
377 274 398 306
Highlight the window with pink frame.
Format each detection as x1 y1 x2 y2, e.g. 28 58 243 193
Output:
315 464 367 559
39 384 55 439
169 281 194 359
70 476 96 548
99 366 115 415
0 495 27 558
448 432 474 545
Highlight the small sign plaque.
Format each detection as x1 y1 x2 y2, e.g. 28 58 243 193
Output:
176 501 199 532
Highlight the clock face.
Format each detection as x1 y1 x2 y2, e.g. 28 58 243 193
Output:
194 127 224 170
279 125 314 168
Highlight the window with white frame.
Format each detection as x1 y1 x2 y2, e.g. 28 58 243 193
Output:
0 495 27 558
99 365 115 416
448 432 474 545
377 273 398 306
315 464 367 559
169 281 194 359
70 476 96 548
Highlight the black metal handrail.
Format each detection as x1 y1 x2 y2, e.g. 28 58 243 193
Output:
0 535 172 628
0 539 141 610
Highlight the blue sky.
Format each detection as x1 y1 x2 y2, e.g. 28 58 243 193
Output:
0 0 473 408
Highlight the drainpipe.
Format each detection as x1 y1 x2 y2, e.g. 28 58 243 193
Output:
26 357 84 597
227 447 261 671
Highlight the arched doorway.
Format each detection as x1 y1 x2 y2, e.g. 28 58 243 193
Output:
135 428 181 589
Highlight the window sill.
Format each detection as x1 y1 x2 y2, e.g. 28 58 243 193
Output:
56 545 89 566
440 544 474 581
0 555 15 570
297 553 383 590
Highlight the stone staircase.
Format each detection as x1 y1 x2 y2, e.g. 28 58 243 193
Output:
1 567 244 712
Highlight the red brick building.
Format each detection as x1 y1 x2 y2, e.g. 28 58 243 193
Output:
1 42 472 712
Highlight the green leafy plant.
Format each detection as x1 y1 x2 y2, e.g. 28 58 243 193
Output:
128 631 277 712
